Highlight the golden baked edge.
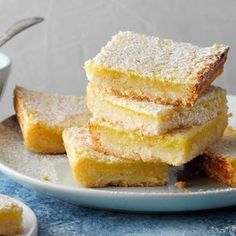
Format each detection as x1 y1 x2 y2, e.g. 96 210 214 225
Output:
14 86 66 154
88 112 228 166
63 127 169 188
85 46 228 107
87 82 227 136
186 127 236 187
187 153 236 188
0 196 24 235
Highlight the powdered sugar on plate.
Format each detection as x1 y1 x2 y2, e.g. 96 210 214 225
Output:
0 116 67 183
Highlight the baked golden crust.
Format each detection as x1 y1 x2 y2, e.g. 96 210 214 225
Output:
88 112 228 166
191 59 226 104
87 82 227 135
85 31 229 107
63 127 169 188
14 86 91 154
188 127 236 187
0 196 23 235
89 59 225 107
196 154 235 187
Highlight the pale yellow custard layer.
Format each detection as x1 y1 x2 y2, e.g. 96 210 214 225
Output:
0 196 23 235
191 127 236 187
85 31 229 106
14 86 91 154
89 112 228 166
63 128 169 187
87 83 227 135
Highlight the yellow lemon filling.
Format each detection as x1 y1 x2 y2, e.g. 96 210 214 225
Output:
85 61 224 107
89 112 228 166
87 83 227 136
63 128 169 187
0 196 23 235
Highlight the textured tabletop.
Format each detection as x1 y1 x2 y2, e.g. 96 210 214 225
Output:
0 172 236 236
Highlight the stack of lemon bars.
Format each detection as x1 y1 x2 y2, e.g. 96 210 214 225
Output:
62 31 231 188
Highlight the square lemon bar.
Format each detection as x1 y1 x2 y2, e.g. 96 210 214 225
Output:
85 31 229 107
63 127 169 187
190 127 236 187
0 195 23 235
87 83 227 136
14 86 91 154
89 112 228 166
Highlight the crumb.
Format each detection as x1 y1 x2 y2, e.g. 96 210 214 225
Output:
175 181 191 193
175 181 186 189
42 175 50 181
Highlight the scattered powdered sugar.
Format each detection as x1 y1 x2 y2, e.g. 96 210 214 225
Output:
17 86 91 125
0 195 20 210
0 117 67 183
0 116 235 194
101 85 225 116
90 31 229 83
65 127 135 163
208 127 236 158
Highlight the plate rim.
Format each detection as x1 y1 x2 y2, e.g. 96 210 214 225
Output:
1 153 236 198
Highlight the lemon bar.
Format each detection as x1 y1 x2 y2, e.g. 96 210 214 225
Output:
63 127 169 187
0 195 23 235
87 83 227 136
89 112 228 166
85 31 229 107
14 86 91 154
190 127 236 187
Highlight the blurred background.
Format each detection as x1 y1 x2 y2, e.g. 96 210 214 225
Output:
0 0 235 120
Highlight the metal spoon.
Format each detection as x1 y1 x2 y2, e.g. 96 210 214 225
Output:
0 17 44 47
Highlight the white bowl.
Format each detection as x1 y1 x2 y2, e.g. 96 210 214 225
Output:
0 53 11 100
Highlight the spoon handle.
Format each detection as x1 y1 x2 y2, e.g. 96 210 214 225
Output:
0 17 44 47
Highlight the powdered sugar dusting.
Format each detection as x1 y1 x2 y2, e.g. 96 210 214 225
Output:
64 127 136 163
101 85 226 116
0 116 235 195
0 117 67 183
16 86 91 125
0 195 21 211
88 84 227 135
208 127 236 158
88 31 229 83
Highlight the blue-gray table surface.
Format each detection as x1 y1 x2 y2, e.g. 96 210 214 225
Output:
1 172 236 236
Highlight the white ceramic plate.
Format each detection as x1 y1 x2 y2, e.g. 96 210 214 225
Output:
0 194 37 236
0 95 235 212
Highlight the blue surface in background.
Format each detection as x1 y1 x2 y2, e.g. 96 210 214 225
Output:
1 171 236 236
